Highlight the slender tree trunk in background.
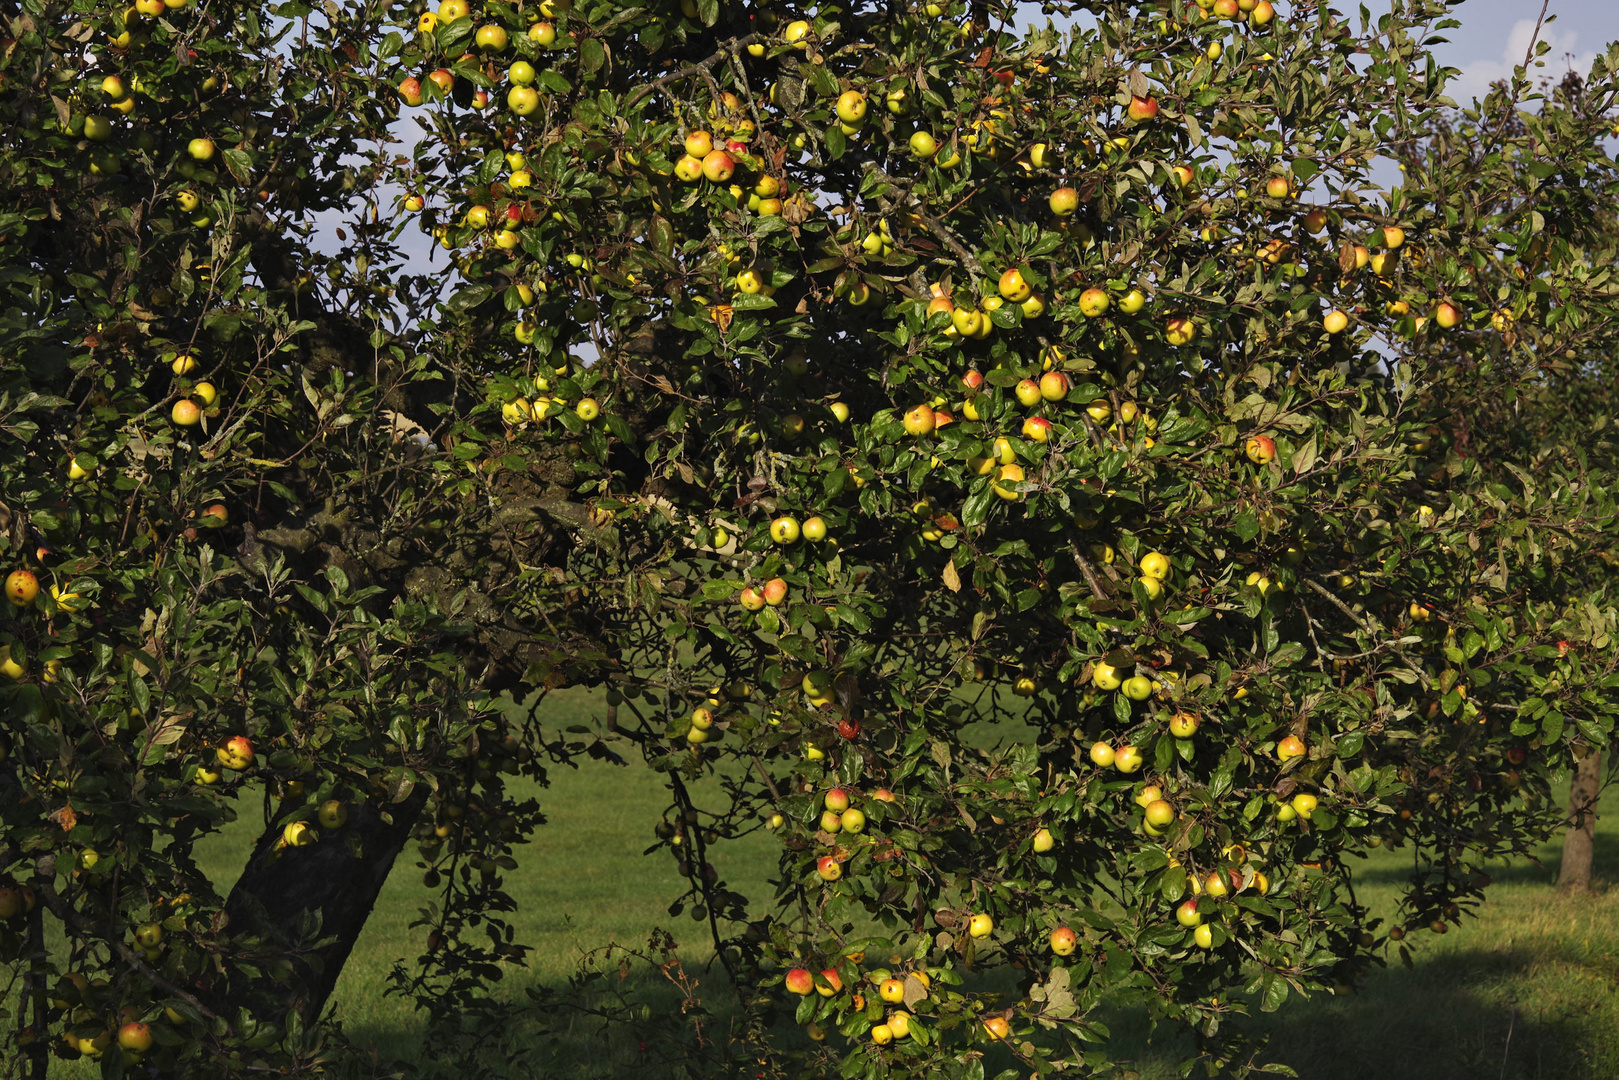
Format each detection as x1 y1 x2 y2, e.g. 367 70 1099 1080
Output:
1557 749 1601 893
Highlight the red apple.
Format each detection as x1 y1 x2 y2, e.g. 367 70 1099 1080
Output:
784 968 815 995
701 150 735 182
816 968 843 996
1128 95 1159 121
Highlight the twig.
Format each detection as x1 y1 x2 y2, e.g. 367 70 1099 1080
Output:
865 163 981 279
624 35 762 111
33 861 226 1025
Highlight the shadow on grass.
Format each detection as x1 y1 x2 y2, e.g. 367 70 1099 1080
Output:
1252 943 1619 1080
333 935 1619 1080
1349 833 1619 890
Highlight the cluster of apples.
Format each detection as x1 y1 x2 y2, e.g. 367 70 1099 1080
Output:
682 681 748 746
397 0 564 113
1316 226 1467 336
1186 0 1278 28
165 350 219 430
781 908 1001 1046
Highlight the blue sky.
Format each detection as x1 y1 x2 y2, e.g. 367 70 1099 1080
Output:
1436 1 1617 104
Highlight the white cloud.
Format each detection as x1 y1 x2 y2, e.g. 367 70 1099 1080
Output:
1447 18 1597 105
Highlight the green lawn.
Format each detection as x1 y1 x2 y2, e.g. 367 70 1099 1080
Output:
42 689 1619 1077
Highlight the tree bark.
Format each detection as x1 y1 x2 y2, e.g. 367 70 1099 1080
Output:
1556 749 1601 893
220 790 427 1023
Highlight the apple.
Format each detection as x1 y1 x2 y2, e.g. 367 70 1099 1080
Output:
1434 301 1462 328
816 856 842 882
171 399 202 426
1127 94 1159 121
1381 225 1405 249
1002 378 1040 409
426 68 454 95
785 968 815 995
117 1022 153 1054
967 912 993 938
1021 416 1052 443
1165 315 1196 345
1171 164 1196 188
1077 287 1110 317
474 23 507 50
0 887 22 920
1049 186 1079 216
950 307 984 337
902 404 936 435
671 153 706 182
701 150 735 182
836 90 867 124
1049 926 1078 955
1370 249 1398 275
887 1010 912 1039
6 570 39 606
1114 745 1144 773
1012 675 1037 696
1168 711 1200 738
1091 662 1122 691
0 649 22 679
1122 675 1153 700
317 800 349 829
1265 176 1292 199
992 463 1025 500
1038 371 1071 401
983 1016 1011 1040
1139 552 1170 580
819 808 842 831
1303 208 1328 233
871 1023 894 1045
1032 827 1054 853
575 398 600 422
815 967 844 996
1292 792 1318 818
529 20 556 45
1323 309 1349 334
217 734 254 770
1277 735 1306 761
1085 398 1111 424
508 86 540 115
769 516 800 544
83 114 114 141
840 808 866 833
756 577 788 607
879 977 906 1003
1251 0 1275 24
188 137 215 160
1244 435 1275 464
1144 799 1175 828
997 267 1032 302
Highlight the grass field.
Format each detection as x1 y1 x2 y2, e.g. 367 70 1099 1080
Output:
41 688 1619 1077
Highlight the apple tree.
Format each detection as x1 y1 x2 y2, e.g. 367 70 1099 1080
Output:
4 0 1619 1075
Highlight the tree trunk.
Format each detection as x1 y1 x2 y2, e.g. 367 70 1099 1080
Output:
1556 749 1601 893
219 790 426 1023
